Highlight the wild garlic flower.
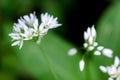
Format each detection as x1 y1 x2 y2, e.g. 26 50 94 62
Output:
39 13 62 36
100 56 120 80
83 25 113 58
79 59 85 71
9 12 61 49
68 25 113 72
68 48 77 56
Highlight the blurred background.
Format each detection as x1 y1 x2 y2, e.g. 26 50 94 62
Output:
1 0 120 80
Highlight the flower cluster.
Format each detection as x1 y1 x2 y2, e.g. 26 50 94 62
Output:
9 12 61 49
68 25 113 72
83 25 113 57
100 56 120 80
79 25 113 71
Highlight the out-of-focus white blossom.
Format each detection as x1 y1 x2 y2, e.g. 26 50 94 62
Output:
68 48 77 56
41 13 61 29
83 25 113 58
79 59 85 71
83 25 96 51
102 48 113 58
100 56 120 80
9 12 61 49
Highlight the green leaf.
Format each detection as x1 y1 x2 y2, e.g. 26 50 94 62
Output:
3 22 108 80
97 2 120 56
94 2 120 80
11 31 84 80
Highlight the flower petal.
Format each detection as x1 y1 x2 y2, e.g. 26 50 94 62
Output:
11 41 20 46
94 50 101 55
68 48 77 56
97 46 104 51
114 56 120 67
99 66 107 73
102 48 113 58
91 25 96 38
83 43 88 48
79 60 85 71
84 32 89 40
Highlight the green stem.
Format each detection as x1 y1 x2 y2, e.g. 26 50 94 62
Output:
40 47 58 80
83 50 92 80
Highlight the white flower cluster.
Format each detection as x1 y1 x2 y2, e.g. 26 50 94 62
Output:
68 25 113 72
9 12 61 49
100 56 120 80
79 25 113 71
83 25 113 58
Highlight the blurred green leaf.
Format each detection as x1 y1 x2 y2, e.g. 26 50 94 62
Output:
97 2 120 56
3 22 108 80
12 31 82 80
94 2 120 80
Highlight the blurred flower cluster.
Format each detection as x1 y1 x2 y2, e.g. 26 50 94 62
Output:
68 25 113 71
100 56 120 80
83 25 113 57
9 12 61 49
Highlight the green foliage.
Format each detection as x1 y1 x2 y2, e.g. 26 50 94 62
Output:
1 0 120 80
97 2 120 57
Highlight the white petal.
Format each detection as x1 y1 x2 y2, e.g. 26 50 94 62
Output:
114 56 120 67
108 77 113 80
94 50 101 55
93 42 98 47
88 37 93 45
33 19 38 30
68 48 77 56
19 41 23 49
40 13 61 29
87 27 91 37
79 60 85 71
88 46 94 51
107 65 117 76
49 24 62 29
97 46 104 51
91 25 96 38
102 48 113 58
117 67 120 73
23 15 30 23
83 43 88 48
84 32 89 40
99 66 107 73
11 41 20 46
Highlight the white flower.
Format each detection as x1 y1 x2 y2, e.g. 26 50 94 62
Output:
41 13 61 29
99 66 107 73
83 43 88 48
114 56 120 67
94 50 101 55
93 42 98 47
21 12 38 28
9 33 23 49
79 59 85 71
83 25 113 58
83 25 96 50
97 46 104 51
9 12 61 49
68 48 77 56
88 46 94 51
102 48 113 58
21 28 34 40
99 56 120 80
84 32 89 40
